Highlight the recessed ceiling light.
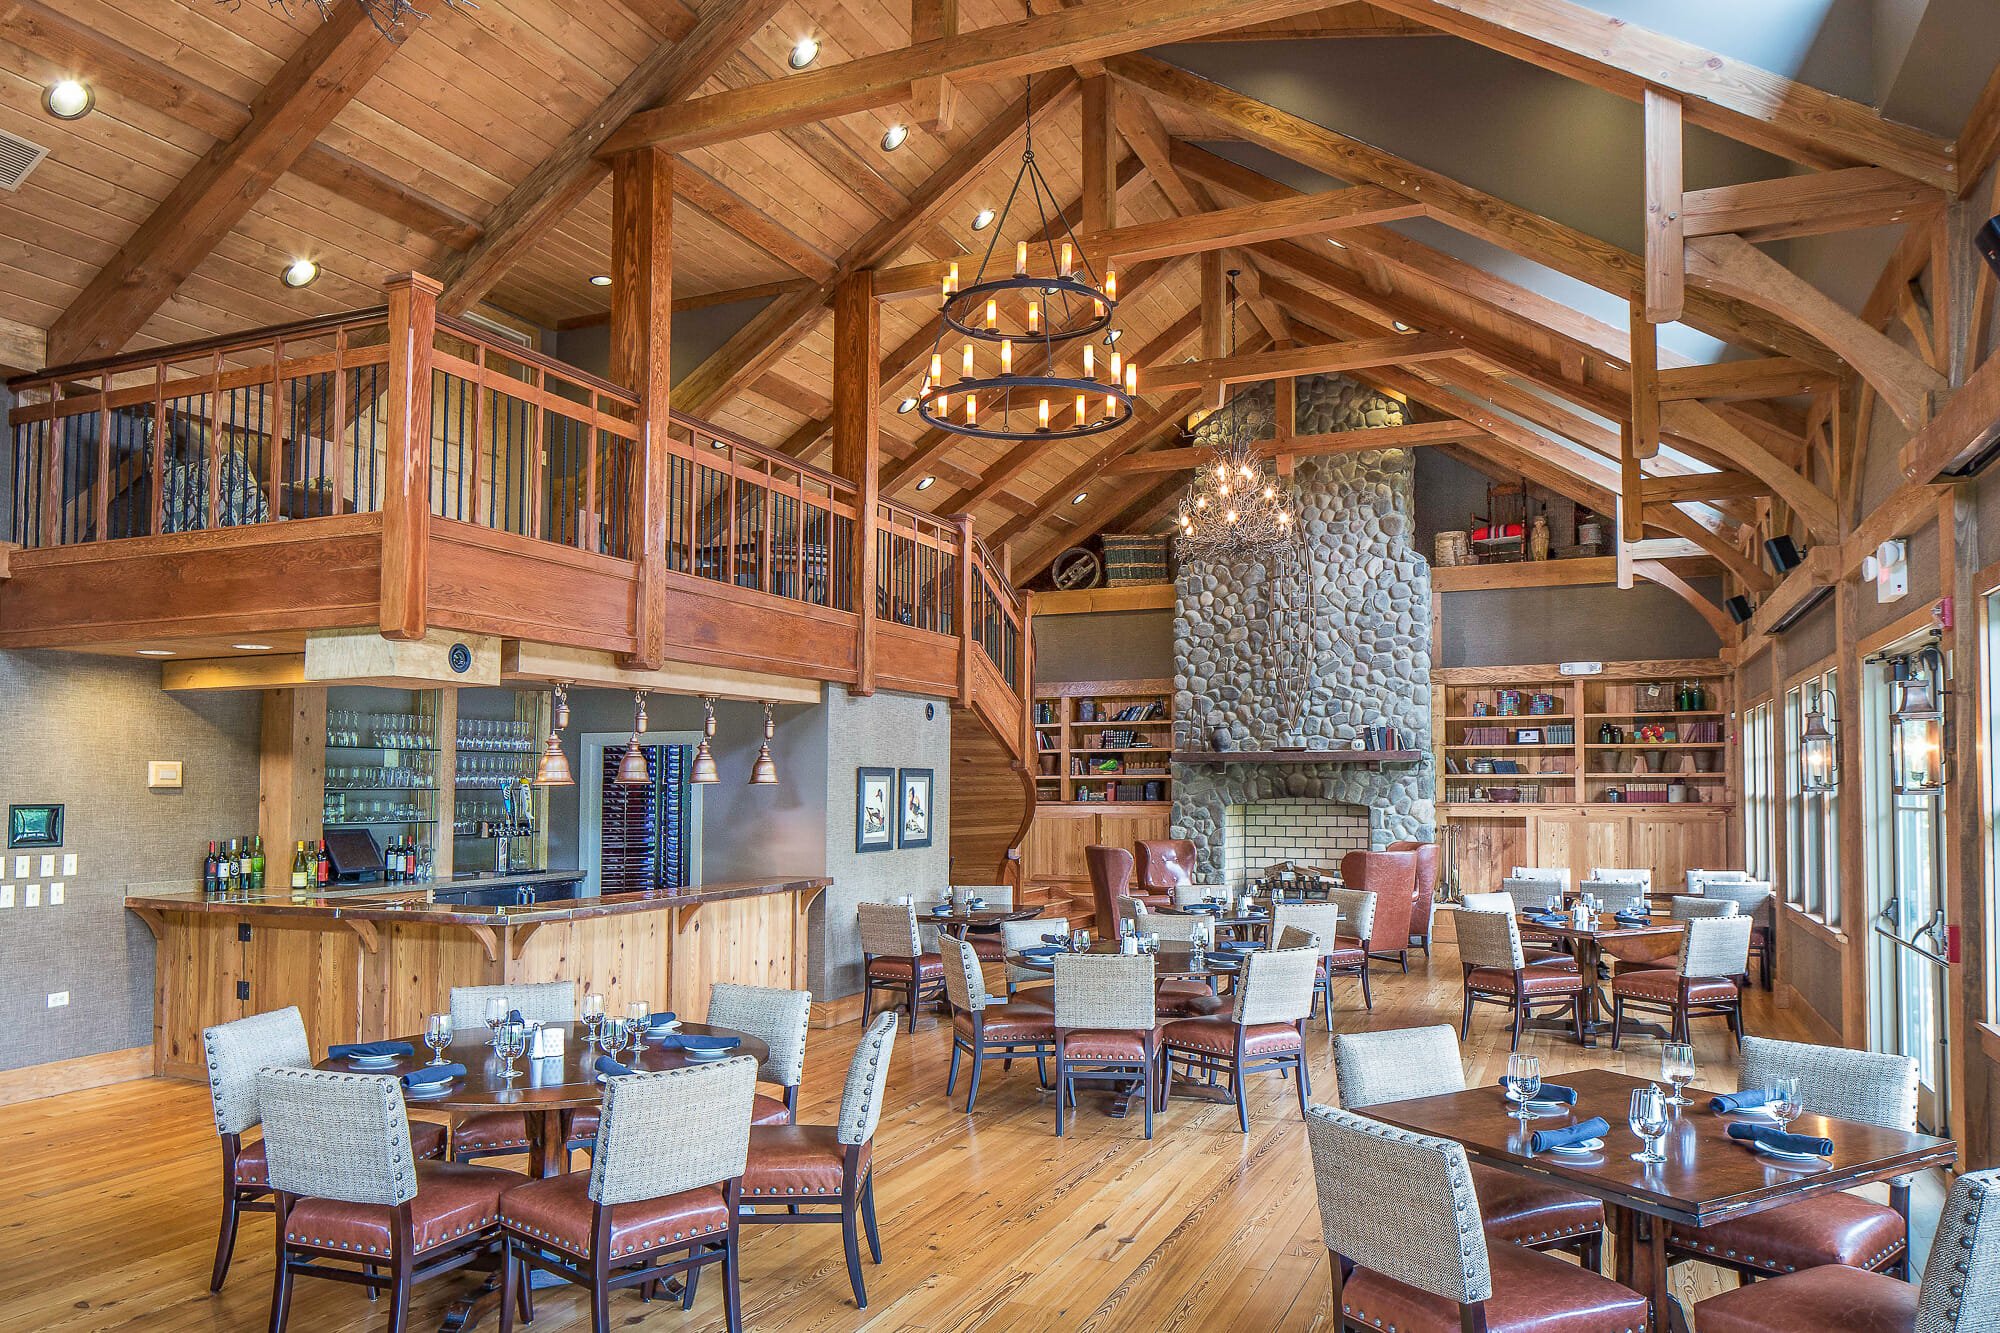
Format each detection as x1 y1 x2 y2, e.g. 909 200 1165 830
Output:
971 208 996 231
43 79 92 120
589 274 612 287
915 476 936 491
1327 238 1346 249
232 643 273 651
880 123 908 151
897 397 918 413
1070 492 1088 505
789 36 819 68
280 258 319 289
1103 329 1122 345
136 648 175 657
1392 320 1412 332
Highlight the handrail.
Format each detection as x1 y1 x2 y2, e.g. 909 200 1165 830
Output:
9 306 393 391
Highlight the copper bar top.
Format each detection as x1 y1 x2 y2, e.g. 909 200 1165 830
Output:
124 875 831 928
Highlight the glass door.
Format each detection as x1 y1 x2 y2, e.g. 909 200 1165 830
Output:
1862 652 1950 1131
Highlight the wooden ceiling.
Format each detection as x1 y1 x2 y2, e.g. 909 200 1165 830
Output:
4 0 1994 607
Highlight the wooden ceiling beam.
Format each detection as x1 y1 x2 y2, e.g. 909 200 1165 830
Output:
911 0 963 133
1656 357 1838 402
46 8 400 364
1103 418 1484 473
1631 559 1737 643
1094 187 1424 264
1371 0 1956 189
600 0 1339 154
1143 334 1462 392
1641 471 1772 505
437 0 787 317
1642 89 1684 325
1659 398 1836 539
1109 55 1837 367
1681 168 1945 244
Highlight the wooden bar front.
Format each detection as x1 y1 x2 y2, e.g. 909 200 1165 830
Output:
127 878 829 1079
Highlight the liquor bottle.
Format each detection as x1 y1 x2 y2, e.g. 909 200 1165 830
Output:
291 841 309 891
203 842 219 895
219 838 236 891
250 836 266 891
315 839 330 886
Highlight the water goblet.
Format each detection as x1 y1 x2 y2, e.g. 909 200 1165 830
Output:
1504 1053 1541 1122
494 1022 527 1082
484 996 509 1046
1767 1076 1803 1134
581 992 605 1047
423 1013 452 1066
1629 1085 1670 1164
1662 1042 1698 1106
601 1016 631 1064
627 1000 652 1050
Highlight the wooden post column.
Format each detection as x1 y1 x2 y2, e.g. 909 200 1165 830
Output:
258 687 326 879
380 272 440 641
1081 75 1118 237
833 270 881 696
610 145 674 670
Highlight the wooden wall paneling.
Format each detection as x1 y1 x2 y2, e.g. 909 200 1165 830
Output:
151 914 249 1077
514 912 673 1021
245 920 363 1058
1627 809 1728 893
666 895 801 1021
258 686 326 880
1447 813 1528 898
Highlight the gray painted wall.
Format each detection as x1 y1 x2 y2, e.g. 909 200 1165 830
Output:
0 651 261 1073
550 296 776 386
1439 583 1725 669
1033 609 1174 683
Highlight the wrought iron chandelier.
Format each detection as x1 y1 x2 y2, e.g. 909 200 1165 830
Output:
916 76 1136 442
1175 275 1296 560
232 0 475 40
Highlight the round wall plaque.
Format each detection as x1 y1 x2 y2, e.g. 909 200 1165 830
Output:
448 643 473 674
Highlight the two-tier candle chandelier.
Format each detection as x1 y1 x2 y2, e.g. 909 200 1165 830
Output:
1176 274 1296 559
916 76 1136 442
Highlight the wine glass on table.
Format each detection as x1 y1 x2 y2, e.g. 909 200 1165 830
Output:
494 1022 527 1082
1504 1053 1541 1123
484 996 508 1046
423 1012 452 1066
627 1000 652 1050
581 992 605 1048
1629 1085 1670 1164
601 1016 631 1068
1662 1042 1698 1106
1767 1076 1803 1135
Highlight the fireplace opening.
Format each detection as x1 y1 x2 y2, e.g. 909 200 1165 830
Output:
1220 799 1372 891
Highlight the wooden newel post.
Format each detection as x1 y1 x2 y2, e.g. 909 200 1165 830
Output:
380 272 441 641
833 270 881 696
955 514 976 708
610 146 674 670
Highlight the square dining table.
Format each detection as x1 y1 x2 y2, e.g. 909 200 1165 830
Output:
1518 910 1686 1045
1365 1067 1956 1332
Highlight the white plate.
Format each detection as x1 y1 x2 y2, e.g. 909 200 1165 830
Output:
1544 1138 1605 1154
348 1053 401 1068
1752 1141 1826 1164
1511 1098 1569 1116
684 1048 735 1062
1723 1104 1779 1118
404 1081 454 1097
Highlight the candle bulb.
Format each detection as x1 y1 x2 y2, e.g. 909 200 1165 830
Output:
965 395 977 424
1038 398 1050 430
1124 363 1137 395
946 262 958 296
962 343 974 378
1060 242 1073 277
1105 268 1117 300
930 352 943 383
1015 241 1027 276
1094 298 1106 318
1000 339 1012 374
1083 345 1095 380
984 299 997 332
1109 350 1122 382
1074 393 1086 421
1103 393 1115 421
1027 300 1040 333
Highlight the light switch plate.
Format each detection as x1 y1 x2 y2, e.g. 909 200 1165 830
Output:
38 854 54 876
48 881 63 905
61 853 77 875
46 991 67 1009
12 856 26 878
25 884 40 907
0 885 13 909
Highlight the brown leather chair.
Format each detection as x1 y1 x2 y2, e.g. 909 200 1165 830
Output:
1133 838 1195 907
1386 840 1439 955
1340 849 1419 972
941 937 1054 1111
1610 915 1751 1050
1456 907 1587 1050
1085 844 1136 933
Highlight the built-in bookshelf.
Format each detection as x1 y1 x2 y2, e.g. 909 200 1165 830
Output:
1033 677 1175 805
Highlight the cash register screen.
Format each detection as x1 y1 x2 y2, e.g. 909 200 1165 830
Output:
322 829 384 881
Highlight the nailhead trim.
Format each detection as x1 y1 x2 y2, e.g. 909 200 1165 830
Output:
500 1213 726 1259
1343 1299 1639 1332
288 1210 497 1255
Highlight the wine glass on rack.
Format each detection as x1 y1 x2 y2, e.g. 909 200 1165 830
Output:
424 1013 452 1066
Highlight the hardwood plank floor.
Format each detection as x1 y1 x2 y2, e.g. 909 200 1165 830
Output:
0 944 1859 1331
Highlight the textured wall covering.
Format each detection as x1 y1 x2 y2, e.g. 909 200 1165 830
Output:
1172 377 1435 878
0 651 261 1073
814 687 951 1000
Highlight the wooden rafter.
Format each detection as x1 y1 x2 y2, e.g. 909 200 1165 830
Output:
1092 187 1424 264
1680 168 1944 244
1658 399 1836 539
437 0 787 317
1144 334 1462 392
1373 0 1956 189
46 8 400 364
1630 559 1737 642
1642 89 1684 325
600 0 1340 154
1103 419 1483 473
1657 358 1837 402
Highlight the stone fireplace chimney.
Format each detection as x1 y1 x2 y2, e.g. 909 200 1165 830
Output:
1171 376 1435 883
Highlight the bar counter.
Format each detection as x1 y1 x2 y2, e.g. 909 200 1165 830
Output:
126 876 830 1079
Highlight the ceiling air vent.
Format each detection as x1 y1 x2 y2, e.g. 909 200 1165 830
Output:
0 128 50 192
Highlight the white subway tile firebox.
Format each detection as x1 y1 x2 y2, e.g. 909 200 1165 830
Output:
1221 799 1372 890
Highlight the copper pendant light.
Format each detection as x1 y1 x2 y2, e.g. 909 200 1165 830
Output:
690 696 721 785
748 701 779 785
532 681 575 787
614 688 651 786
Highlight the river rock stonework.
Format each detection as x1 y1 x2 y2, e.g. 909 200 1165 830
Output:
1171 376 1436 879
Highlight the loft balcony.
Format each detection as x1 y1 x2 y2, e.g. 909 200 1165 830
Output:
0 274 1030 760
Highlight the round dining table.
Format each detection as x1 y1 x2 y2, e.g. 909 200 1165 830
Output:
923 904 1042 938
314 1021 770 1179
1006 939 1251 981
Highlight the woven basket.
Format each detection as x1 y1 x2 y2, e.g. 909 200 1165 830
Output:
1100 533 1171 585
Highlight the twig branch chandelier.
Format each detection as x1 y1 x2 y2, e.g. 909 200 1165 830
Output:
1176 273 1296 560
228 0 476 40
917 75 1136 442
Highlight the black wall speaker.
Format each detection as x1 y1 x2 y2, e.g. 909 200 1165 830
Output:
1980 215 2000 281
1726 595 1755 624
1764 536 1804 573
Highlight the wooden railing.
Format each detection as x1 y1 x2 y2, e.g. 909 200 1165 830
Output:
969 533 1025 693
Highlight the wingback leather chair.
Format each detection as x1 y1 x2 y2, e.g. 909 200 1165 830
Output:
1085 845 1137 934
1133 839 1195 909
1341 849 1420 972
1385 840 1439 955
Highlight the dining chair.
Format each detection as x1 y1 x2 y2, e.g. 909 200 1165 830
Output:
1052 952 1161 1139
1385 840 1440 955
1454 907 1587 1049
1001 915 1066 1004
1342 848 1420 972
1670 894 1741 920
1133 910 1226 1017
448 980 579 1164
1456 891 1511 912
1509 865 1569 887
1668 1036 1921 1282
1158 943 1317 1131
1134 838 1197 905
1702 879 1776 988
1686 868 1754 895
1085 844 1140 931
1500 875 1567 952
1280 897 1368 1022
1610 912 1752 1049
951 884 1014 961
497 1056 757 1333
941 935 1054 1110
1304 1103 1647 1331
1331 1025 1606 1265
738 1013 900 1310
259 1067 519 1333
858 901 944 1033
1171 882 1217 907
1588 866 1651 892
201 1007 448 1292
1692 1166 2000 1333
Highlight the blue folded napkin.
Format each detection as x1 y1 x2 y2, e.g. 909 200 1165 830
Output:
1021 944 1063 958
1042 933 1070 946
507 1008 524 1025
650 1032 741 1052
1184 902 1222 914
1241 910 1269 920
329 1040 414 1059
1206 955 1241 970
1495 1078 1578 1105
1221 940 1261 952
1615 910 1652 925
1710 1088 1773 1114
595 1055 635 1078
1530 1117 1609 1154
644 1011 680 1030
401 1063 464 1089
1524 911 1566 926
931 904 953 915
1728 1122 1833 1157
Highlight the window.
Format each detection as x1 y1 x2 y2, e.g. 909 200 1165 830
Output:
1984 589 2000 1019
1742 699 1775 882
1783 669 1840 923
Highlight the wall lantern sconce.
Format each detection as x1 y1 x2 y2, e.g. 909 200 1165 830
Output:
1798 683 1835 794
1890 645 1946 795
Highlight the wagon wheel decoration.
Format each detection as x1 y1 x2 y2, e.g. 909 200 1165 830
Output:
1050 547 1102 590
